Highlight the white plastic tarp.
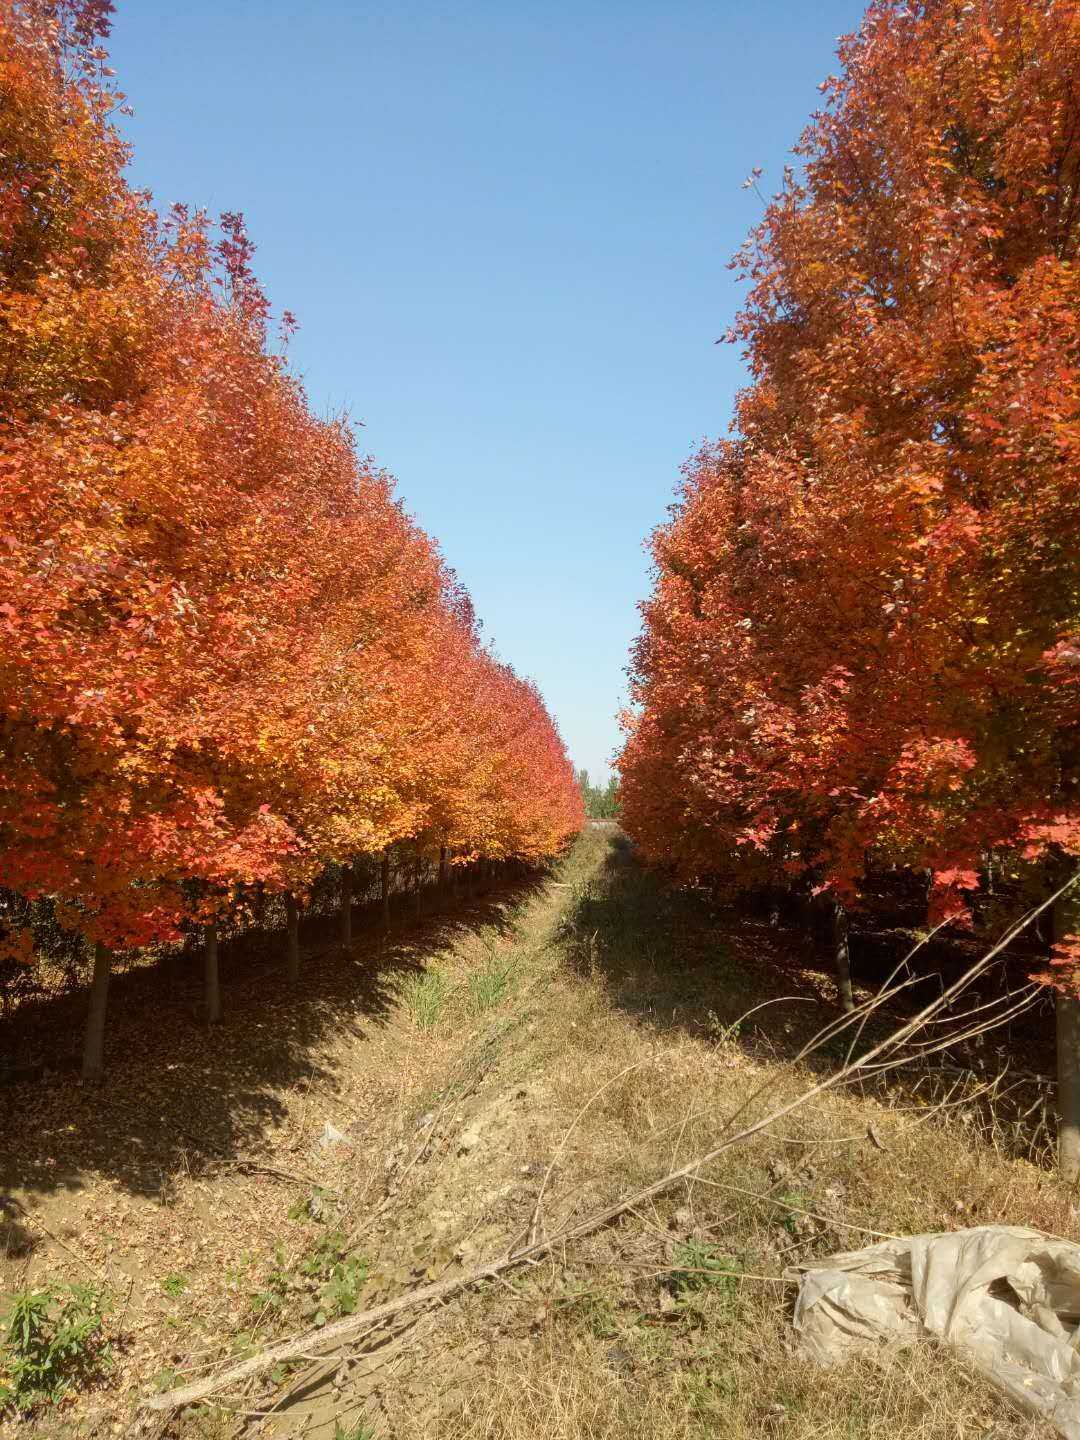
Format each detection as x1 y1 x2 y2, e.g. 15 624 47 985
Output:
788 1226 1080 1438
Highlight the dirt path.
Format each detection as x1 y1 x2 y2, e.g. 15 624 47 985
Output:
3 829 1074 1440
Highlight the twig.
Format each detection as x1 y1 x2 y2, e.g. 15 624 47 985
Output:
211 1158 329 1189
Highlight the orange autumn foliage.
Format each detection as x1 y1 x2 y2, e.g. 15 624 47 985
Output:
620 0 1080 947
0 0 581 951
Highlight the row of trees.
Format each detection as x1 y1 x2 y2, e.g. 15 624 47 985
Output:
0 0 582 1076
618 1 1080 1165
576 769 620 820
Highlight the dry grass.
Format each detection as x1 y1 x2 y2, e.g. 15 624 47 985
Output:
377 828 1065 1440
5 828 1071 1440
399 1332 1043 1440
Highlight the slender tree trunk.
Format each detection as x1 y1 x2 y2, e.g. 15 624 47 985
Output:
285 895 300 984
415 856 423 916
253 880 266 930
340 862 353 946
439 845 448 889
1055 879 1080 1182
834 901 854 1014
81 941 111 1083
381 849 391 931
205 921 221 1024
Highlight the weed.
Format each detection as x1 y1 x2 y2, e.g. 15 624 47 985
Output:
250 1243 292 1316
777 1191 813 1235
469 959 512 1012
334 1420 377 1440
670 1240 740 1303
706 1010 742 1045
224 1251 255 1289
556 1282 620 1338
269 1359 306 1385
249 1231 369 1329
288 1185 335 1223
297 1230 369 1325
402 969 448 1029
0 1282 111 1413
160 1272 188 1298
317 1253 368 1323
684 1364 739 1415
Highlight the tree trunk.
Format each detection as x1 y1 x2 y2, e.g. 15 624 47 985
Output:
415 856 423 917
439 845 448 888
205 921 221 1024
81 942 111 1083
285 895 300 984
340 863 353 946
1055 879 1080 1182
381 849 391 931
834 901 854 1014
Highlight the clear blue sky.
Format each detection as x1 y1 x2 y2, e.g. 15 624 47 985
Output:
108 0 864 783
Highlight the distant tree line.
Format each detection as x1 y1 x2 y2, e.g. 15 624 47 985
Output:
577 770 620 820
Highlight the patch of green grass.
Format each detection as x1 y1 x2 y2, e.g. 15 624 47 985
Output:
469 958 512 1013
402 969 448 1029
0 1283 111 1414
160 1272 188 1298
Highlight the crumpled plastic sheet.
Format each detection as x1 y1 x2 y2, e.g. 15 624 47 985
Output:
788 1226 1080 1439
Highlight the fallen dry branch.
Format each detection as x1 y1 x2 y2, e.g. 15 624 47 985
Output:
139 875 1075 1419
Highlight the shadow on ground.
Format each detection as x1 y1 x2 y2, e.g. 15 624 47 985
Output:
0 871 547 1227
560 832 1055 1164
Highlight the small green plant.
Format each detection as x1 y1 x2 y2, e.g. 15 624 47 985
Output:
0 1283 111 1413
778 1191 813 1235
468 959 511 1012
160 1272 188 1298
224 1251 255 1289
683 1363 739 1416
402 969 448 1029
705 1010 741 1045
555 1281 620 1338
250 1243 292 1316
288 1185 334 1223
296 1230 369 1325
333 1420 377 1440
269 1358 305 1385
670 1240 740 1301
318 1253 368 1323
